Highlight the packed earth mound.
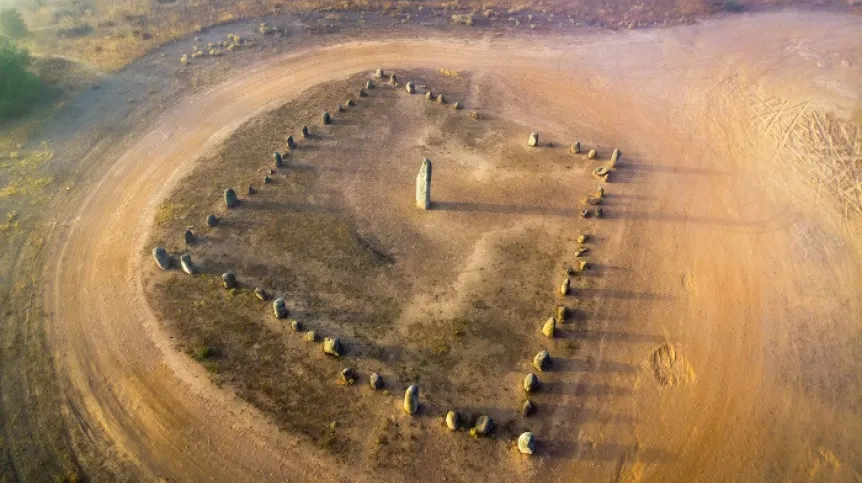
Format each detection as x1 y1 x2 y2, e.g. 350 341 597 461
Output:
146 69 624 477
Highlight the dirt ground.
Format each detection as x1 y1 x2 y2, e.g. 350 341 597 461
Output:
2 7 861 483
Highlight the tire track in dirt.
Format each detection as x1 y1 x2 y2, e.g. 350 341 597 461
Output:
36 11 862 481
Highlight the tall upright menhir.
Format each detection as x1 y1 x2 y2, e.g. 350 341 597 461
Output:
416 157 432 210
528 131 539 147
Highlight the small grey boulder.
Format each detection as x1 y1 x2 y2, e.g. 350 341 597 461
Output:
533 350 551 372
341 367 356 384
518 432 535 455
404 385 419 415
521 399 535 417
179 253 195 274
445 410 461 431
206 214 218 227
323 337 343 357
369 372 384 390
471 415 494 437
222 271 237 289
524 373 541 393
272 297 287 319
152 247 171 270
184 229 195 245
224 188 239 209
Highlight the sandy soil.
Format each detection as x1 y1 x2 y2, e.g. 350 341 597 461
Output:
33 10 862 482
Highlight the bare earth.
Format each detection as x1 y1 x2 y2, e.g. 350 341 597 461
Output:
38 11 862 482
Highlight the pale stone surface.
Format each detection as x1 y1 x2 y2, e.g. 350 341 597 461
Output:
416 158 432 210
273 297 288 319
542 317 556 338
528 132 539 147
404 385 419 414
446 411 460 431
153 247 170 270
524 373 541 393
224 188 238 208
222 271 236 289
323 337 343 356
521 399 535 416
518 432 536 455
533 350 551 371
369 372 384 390
179 254 195 274
471 415 494 436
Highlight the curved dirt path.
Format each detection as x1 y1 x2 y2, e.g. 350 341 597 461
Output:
44 12 862 481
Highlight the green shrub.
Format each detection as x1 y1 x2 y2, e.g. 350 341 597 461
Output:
0 38 41 120
0 8 27 39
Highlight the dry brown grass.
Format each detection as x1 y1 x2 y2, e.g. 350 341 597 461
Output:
11 0 858 71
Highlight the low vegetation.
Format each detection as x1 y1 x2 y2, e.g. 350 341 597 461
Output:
0 8 28 39
0 38 42 120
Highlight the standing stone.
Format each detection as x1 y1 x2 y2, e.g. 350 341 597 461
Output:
346 98 355 107
369 372 384 390
322 111 331 125
366 80 374 89
152 247 171 270
596 207 603 218
415 158 432 210
389 73 397 84
610 148 621 167
375 68 384 78
336 103 344 112
471 416 494 437
222 271 237 289
404 385 419 415
405 81 416 94
528 132 539 147
305 330 318 342
224 188 238 208
290 320 303 332
577 233 587 243
264 176 272 184
340 367 356 384
560 277 570 295
518 432 536 455
587 149 597 159
533 350 551 371
184 229 195 245
436 93 445 104
453 101 462 110
556 305 568 322
206 214 218 227
272 297 287 319
254 288 267 301
445 411 461 431
571 141 581 154
425 91 434 101
524 373 541 393
301 125 310 138
247 185 256 195
542 317 556 338
521 399 536 416
287 135 296 149
358 88 366 97
179 254 195 274
274 151 283 167
323 337 343 357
